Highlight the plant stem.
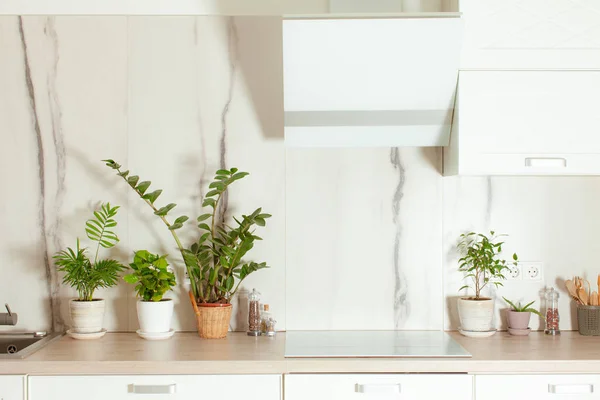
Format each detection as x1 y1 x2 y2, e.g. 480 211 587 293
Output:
114 168 199 299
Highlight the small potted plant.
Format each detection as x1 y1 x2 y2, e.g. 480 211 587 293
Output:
457 231 518 336
104 160 271 339
53 203 126 338
503 297 543 336
124 250 176 339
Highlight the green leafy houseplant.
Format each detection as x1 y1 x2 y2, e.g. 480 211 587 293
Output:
103 160 270 305
503 297 543 317
54 203 126 301
125 250 176 302
457 231 518 300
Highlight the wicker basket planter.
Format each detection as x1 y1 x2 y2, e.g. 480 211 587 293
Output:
190 291 232 339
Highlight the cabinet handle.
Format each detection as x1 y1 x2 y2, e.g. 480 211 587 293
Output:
355 384 401 394
129 384 177 394
524 157 567 168
548 384 593 394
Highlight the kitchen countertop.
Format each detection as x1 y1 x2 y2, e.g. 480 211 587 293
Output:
2 332 600 375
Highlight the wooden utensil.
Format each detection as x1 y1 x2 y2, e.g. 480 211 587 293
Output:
566 279 579 300
597 274 600 293
578 287 589 305
591 292 599 306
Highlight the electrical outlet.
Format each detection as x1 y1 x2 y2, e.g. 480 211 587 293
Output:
507 264 522 280
520 262 543 281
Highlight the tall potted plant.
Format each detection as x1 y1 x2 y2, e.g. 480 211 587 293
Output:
103 160 271 339
53 203 126 338
457 231 518 335
125 250 176 339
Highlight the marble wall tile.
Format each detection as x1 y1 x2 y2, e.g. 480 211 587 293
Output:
126 16 285 331
286 148 443 330
0 16 128 332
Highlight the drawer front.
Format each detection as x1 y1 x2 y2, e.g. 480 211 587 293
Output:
29 375 281 400
285 374 473 400
0 376 24 400
477 375 600 400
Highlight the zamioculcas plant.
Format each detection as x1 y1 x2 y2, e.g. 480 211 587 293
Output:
457 231 518 300
103 160 270 305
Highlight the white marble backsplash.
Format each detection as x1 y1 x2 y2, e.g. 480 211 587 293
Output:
1 16 599 333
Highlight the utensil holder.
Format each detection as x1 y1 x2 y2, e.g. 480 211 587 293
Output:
577 305 600 336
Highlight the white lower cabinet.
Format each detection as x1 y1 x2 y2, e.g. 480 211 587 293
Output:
285 374 473 400
476 375 600 400
0 376 24 400
28 375 281 400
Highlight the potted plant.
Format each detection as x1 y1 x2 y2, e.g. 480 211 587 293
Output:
124 250 176 339
103 160 271 339
457 231 518 335
503 297 543 336
53 203 126 338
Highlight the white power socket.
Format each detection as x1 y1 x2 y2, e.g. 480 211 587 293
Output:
520 262 543 281
506 264 522 280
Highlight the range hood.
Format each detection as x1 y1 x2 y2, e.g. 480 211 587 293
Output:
283 14 463 147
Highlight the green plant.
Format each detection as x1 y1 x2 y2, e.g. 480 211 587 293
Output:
124 250 176 302
103 160 271 304
54 203 126 301
503 297 544 317
457 231 518 300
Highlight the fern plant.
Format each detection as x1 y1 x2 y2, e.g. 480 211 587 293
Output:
124 250 176 302
54 203 126 301
103 160 270 304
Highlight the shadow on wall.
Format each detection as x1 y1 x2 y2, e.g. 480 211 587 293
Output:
235 17 284 140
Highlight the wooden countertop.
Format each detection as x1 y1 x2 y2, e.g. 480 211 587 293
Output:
2 331 600 375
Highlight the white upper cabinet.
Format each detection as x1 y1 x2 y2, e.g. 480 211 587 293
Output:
283 16 463 147
460 0 600 69
444 70 600 176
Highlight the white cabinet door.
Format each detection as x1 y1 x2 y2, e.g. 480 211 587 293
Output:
29 375 281 400
285 374 473 400
445 70 600 176
0 376 24 400
477 375 600 400
460 0 600 69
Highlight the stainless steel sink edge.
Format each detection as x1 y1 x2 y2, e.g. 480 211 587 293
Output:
0 332 63 359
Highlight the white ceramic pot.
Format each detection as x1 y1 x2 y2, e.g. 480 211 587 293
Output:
457 298 494 332
137 299 174 333
69 299 105 333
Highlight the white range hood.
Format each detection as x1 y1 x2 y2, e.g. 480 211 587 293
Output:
283 14 463 147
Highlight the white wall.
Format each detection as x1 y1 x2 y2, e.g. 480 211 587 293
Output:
0 15 596 334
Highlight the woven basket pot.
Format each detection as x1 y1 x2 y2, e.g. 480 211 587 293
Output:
189 291 232 339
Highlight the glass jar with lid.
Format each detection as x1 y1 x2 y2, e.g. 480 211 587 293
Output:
247 289 261 336
545 288 560 335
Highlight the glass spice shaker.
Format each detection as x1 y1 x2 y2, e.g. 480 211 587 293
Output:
247 289 262 336
545 288 560 335
265 318 277 337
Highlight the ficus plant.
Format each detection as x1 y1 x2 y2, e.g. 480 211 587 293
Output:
103 160 270 304
54 203 126 301
502 297 543 317
124 250 176 302
457 231 518 300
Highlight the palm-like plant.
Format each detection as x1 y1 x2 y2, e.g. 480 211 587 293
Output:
54 203 126 301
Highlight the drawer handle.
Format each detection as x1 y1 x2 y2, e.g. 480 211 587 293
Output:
548 384 593 394
129 384 177 394
525 157 567 168
355 384 401 394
